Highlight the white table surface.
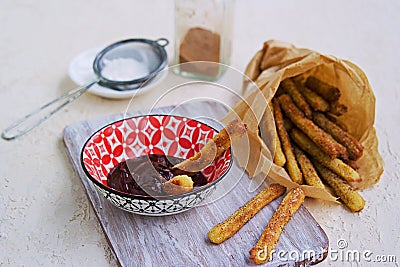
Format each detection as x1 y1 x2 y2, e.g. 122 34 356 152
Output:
1 0 399 266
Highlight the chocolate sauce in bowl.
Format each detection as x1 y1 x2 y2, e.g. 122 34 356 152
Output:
107 154 208 196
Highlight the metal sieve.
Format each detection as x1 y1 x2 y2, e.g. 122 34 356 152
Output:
2 38 169 140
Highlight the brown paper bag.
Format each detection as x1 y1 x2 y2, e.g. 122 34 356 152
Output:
222 40 384 201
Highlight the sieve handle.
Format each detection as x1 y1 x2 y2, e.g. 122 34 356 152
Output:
1 80 98 140
155 38 169 47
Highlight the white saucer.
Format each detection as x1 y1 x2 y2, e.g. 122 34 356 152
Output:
68 47 168 99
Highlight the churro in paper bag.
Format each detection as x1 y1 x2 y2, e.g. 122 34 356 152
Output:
221 40 384 201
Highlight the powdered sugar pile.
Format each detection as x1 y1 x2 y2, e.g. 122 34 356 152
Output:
101 58 150 81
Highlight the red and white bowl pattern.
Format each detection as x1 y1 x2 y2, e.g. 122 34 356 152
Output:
81 115 232 216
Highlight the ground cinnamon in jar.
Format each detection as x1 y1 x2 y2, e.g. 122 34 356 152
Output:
179 27 221 77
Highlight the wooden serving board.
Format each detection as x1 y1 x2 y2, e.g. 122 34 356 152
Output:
63 101 328 267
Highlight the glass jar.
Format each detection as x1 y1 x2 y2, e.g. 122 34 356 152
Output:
174 0 234 81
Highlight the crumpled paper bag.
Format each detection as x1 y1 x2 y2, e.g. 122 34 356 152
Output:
221 40 384 201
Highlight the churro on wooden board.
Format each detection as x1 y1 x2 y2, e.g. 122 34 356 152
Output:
208 183 286 244
249 188 305 264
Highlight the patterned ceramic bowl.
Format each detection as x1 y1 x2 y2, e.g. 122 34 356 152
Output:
80 115 232 216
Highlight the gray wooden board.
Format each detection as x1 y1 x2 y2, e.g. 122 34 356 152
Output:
63 101 328 267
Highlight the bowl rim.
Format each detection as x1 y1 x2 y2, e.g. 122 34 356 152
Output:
80 114 233 201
